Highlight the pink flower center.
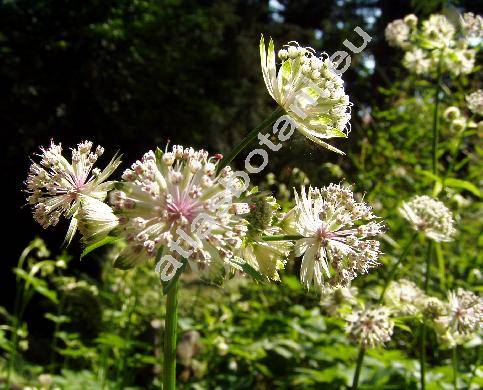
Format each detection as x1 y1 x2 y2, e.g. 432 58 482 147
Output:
166 196 200 225
316 227 335 240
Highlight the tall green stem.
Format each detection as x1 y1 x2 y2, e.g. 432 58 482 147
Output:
378 232 418 303
163 278 179 390
420 240 433 390
452 347 458 390
431 53 443 179
351 346 365 390
217 107 285 172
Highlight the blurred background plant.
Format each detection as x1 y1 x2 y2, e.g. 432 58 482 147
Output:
1 0 482 388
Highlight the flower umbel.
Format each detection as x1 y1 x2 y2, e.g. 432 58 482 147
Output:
287 184 384 291
260 36 351 154
386 13 480 77
435 288 483 347
25 140 121 244
466 90 483 116
320 286 359 316
384 279 424 316
111 145 248 281
346 307 394 348
399 195 456 242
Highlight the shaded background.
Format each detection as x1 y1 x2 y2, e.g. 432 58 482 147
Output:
1 0 481 307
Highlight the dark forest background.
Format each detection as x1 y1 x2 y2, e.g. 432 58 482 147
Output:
1 0 481 306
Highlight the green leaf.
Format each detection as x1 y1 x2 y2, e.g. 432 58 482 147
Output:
13 268 58 304
415 169 442 184
229 257 266 283
81 236 119 259
113 252 137 270
444 178 481 197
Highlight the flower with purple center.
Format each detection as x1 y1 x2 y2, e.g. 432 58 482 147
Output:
110 145 249 280
25 140 121 244
435 288 483 347
346 306 394 348
284 184 384 291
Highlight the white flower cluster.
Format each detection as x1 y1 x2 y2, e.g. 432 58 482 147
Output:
285 184 384 291
110 145 249 278
320 286 359 316
25 140 121 244
435 288 483 347
384 279 424 316
260 36 351 154
386 13 480 76
382 279 482 348
399 195 456 242
346 307 394 348
461 12 483 38
385 17 412 49
466 90 483 116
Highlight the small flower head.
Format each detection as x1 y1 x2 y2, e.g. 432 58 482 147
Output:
435 288 483 347
289 184 384 291
260 36 351 154
449 118 468 133
421 14 455 49
111 145 248 279
399 195 456 242
403 14 418 28
320 286 358 316
384 279 424 315
25 140 121 244
416 296 445 320
385 19 411 48
240 193 291 281
402 48 430 75
443 106 461 121
346 307 394 348
461 12 483 39
466 90 483 116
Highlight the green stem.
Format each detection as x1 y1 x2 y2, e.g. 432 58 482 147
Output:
163 278 179 390
49 294 66 373
420 324 427 390
261 234 304 242
452 347 458 390
217 107 285 172
420 240 433 390
351 346 366 390
6 244 37 388
431 52 443 180
378 232 418 303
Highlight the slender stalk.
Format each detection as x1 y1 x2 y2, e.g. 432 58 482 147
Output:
420 324 427 390
261 234 303 241
452 347 458 390
420 240 433 390
431 52 443 179
6 243 37 388
351 346 366 390
163 278 179 390
378 232 418 303
217 107 285 172
49 294 66 373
